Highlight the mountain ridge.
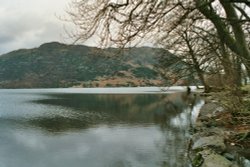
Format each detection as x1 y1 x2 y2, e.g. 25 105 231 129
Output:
0 42 188 88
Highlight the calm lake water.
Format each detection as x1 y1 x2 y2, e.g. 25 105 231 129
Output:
0 88 204 167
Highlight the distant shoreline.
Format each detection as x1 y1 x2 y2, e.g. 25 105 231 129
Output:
0 86 204 94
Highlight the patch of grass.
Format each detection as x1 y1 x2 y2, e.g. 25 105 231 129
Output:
242 85 250 92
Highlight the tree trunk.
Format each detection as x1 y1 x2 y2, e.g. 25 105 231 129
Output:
235 56 242 87
196 0 250 78
197 69 210 93
219 43 241 88
184 33 210 92
219 0 250 78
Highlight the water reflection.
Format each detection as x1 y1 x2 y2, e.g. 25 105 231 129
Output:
27 92 201 132
0 89 203 167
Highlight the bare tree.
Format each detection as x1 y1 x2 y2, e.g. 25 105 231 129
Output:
196 0 250 75
66 0 250 89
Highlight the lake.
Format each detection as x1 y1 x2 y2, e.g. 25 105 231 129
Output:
0 87 204 167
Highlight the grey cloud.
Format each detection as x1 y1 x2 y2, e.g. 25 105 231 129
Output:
0 13 67 54
0 0 73 55
0 34 15 44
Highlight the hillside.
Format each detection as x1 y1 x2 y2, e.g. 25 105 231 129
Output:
0 42 190 88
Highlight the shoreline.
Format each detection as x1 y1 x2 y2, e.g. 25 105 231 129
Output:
189 92 250 167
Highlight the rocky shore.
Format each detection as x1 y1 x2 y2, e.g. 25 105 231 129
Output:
189 93 250 167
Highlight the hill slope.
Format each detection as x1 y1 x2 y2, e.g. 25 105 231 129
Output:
0 42 188 88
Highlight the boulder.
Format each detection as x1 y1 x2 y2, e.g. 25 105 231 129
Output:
193 136 226 152
199 103 224 117
201 153 236 167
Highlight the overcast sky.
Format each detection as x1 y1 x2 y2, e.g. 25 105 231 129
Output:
0 0 82 54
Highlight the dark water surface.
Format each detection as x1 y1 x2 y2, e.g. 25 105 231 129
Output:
0 88 203 167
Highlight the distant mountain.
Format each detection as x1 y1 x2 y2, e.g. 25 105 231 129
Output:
0 42 191 88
